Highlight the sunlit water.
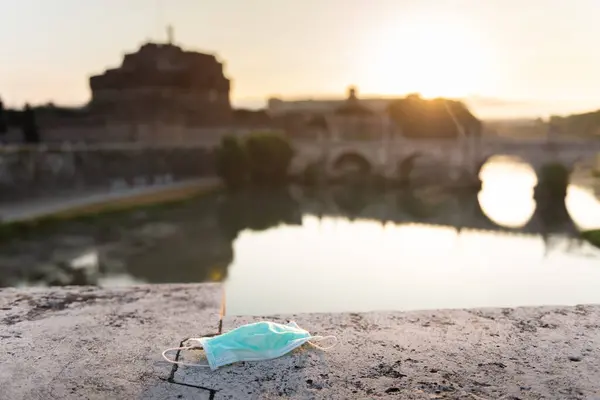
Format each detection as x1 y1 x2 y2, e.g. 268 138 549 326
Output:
477 156 537 228
226 218 600 315
225 156 600 315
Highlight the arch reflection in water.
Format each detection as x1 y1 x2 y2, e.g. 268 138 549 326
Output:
566 184 600 232
562 159 600 249
225 213 600 316
11 175 600 314
478 155 537 229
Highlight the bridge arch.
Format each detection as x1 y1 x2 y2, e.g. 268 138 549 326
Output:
330 185 371 218
564 160 600 234
331 151 372 175
476 150 593 179
477 184 537 230
396 153 424 182
396 152 446 183
476 155 539 229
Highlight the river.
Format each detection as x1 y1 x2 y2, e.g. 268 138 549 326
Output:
1 156 600 316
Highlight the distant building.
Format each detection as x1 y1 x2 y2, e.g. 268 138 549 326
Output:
386 94 481 139
327 87 391 141
267 93 399 117
272 88 481 140
272 87 395 140
4 39 277 144
89 42 233 126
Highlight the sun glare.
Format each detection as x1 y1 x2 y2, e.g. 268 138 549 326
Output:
364 15 490 98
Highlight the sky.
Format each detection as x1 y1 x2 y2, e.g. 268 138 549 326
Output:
2 0 600 118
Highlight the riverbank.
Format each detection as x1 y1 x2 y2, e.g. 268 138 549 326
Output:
0 177 222 225
1 284 599 399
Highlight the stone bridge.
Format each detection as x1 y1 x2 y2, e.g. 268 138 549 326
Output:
291 136 600 183
1 135 599 205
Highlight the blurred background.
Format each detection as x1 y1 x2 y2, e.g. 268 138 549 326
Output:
1 0 600 316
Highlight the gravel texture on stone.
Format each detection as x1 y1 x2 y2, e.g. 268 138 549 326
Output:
1 284 599 399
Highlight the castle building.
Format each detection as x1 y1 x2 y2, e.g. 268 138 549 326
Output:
89 41 232 126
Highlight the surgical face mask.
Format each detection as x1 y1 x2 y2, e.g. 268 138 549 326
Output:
162 321 337 370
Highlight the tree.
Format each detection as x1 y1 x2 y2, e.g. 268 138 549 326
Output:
245 132 294 186
21 103 40 144
215 133 295 189
216 136 250 189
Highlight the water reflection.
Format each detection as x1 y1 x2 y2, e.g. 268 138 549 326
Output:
97 274 146 287
479 156 600 234
217 189 303 240
4 181 600 289
125 217 234 284
71 251 99 270
567 185 600 231
17 250 103 287
478 156 537 228
226 214 600 315
223 158 600 315
3 157 600 315
396 188 448 220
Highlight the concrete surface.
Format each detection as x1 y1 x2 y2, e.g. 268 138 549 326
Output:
1 178 220 223
1 284 600 399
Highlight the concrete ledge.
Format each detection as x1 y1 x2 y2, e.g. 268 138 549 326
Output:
1 284 599 399
0 284 223 400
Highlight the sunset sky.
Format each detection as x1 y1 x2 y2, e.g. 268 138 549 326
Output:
2 0 600 118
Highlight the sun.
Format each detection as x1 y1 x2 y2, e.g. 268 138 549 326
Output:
364 15 490 98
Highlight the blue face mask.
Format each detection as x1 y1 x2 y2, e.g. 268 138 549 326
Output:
162 321 337 370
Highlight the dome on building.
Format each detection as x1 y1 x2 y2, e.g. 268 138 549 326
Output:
334 86 374 116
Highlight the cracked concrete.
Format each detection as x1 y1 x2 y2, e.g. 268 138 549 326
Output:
0 284 222 400
2 284 600 399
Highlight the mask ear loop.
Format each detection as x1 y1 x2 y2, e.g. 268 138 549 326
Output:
162 339 211 367
308 335 338 350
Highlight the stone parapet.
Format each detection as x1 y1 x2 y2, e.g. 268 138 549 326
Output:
1 284 599 399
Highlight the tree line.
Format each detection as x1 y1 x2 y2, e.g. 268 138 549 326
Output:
216 133 294 189
0 99 40 144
